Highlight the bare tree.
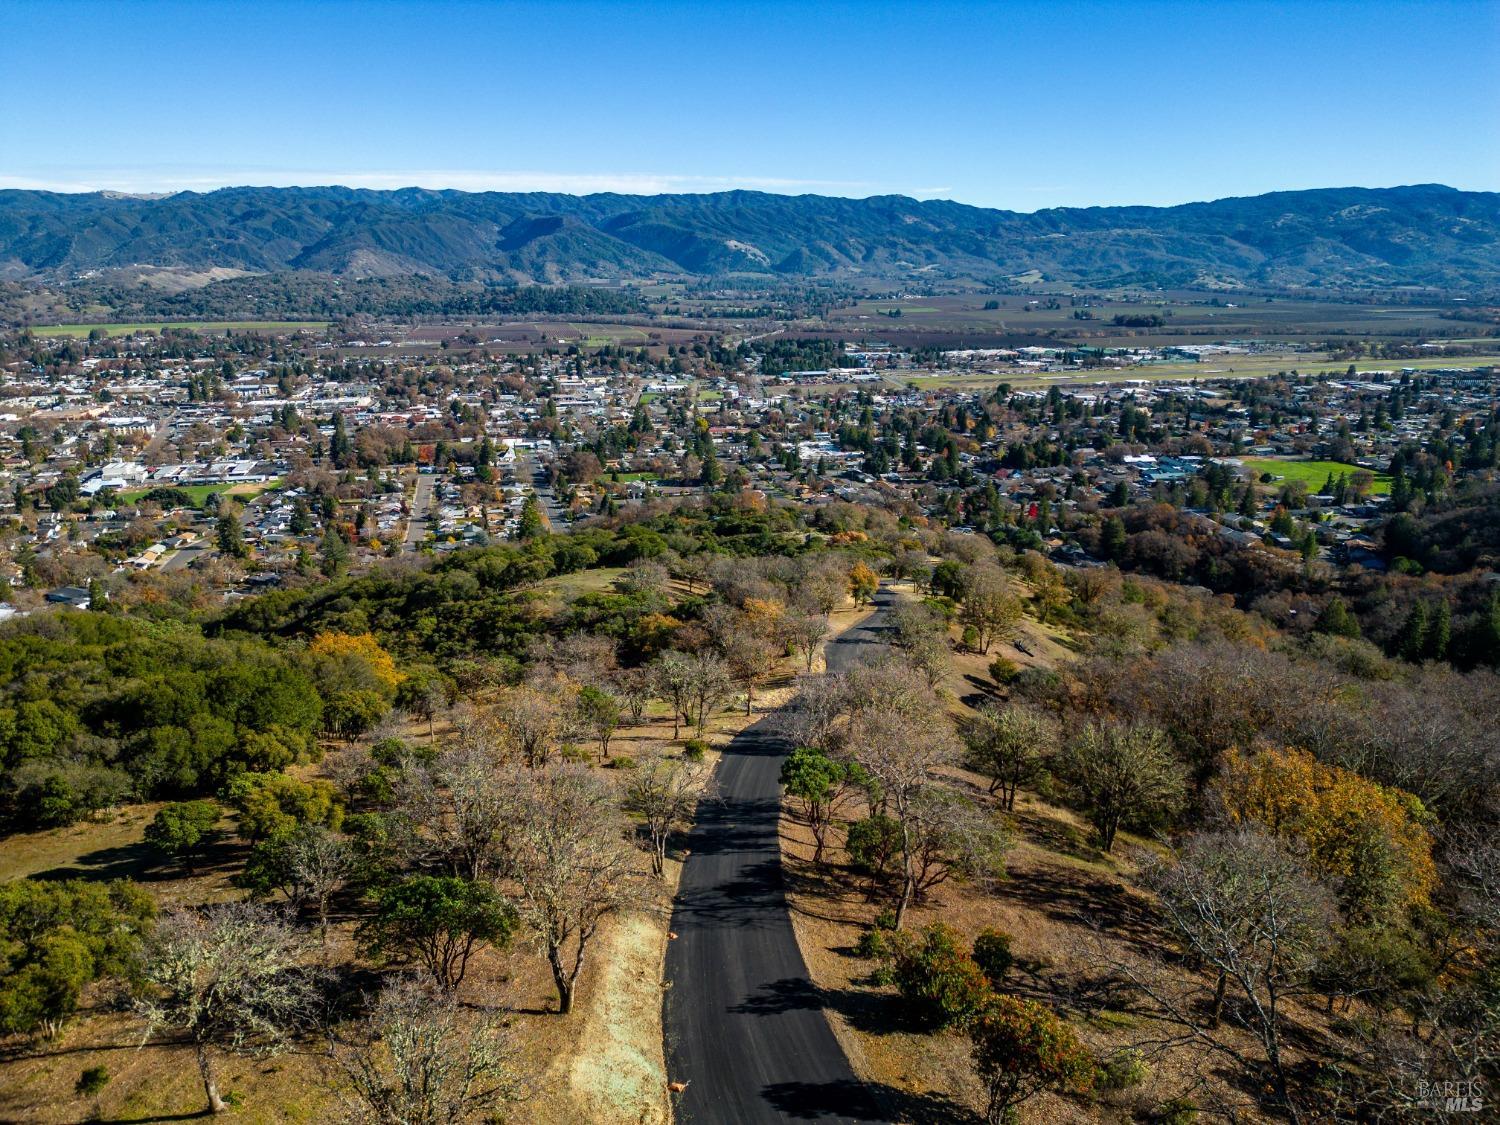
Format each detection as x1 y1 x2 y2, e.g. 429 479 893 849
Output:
649 651 695 739
287 825 354 949
503 765 636 1014
718 627 779 715
1137 830 1335 1123
500 685 560 769
396 735 512 880
776 672 849 753
137 903 319 1115
801 557 848 618
616 558 669 600
686 651 733 736
906 785 1011 900
622 750 708 876
787 612 830 672
962 703 1061 810
612 665 654 724
847 705 961 928
333 973 525 1125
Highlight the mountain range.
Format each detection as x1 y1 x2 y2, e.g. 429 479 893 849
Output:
1 183 1496 290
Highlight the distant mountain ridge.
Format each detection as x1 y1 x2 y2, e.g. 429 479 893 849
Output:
1 183 1496 289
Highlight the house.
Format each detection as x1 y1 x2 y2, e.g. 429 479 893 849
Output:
45 585 92 609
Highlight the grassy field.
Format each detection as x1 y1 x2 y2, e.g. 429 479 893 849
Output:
1242 457 1392 494
570 322 651 347
116 478 282 508
892 350 1500 390
31 320 329 337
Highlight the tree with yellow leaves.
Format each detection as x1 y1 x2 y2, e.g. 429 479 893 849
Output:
847 562 879 606
306 632 404 699
1215 747 1435 921
305 632 404 739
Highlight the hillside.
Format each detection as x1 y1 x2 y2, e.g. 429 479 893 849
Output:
1 184 1497 289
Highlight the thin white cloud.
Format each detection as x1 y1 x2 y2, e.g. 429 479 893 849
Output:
0 168 891 197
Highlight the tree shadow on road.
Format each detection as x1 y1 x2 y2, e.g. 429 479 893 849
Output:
727 976 904 1038
761 1078 981 1123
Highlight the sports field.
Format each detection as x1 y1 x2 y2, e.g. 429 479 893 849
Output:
116 479 283 508
1241 458 1392 495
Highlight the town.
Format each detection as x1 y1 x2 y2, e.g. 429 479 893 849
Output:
0 312 1493 621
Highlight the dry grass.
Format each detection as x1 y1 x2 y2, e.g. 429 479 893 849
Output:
0 674 775 1124
778 611 1348 1123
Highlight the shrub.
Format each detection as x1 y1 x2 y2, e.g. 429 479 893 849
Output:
853 910 898 961
605 755 636 770
961 625 981 651
559 744 593 765
1096 1049 1150 1091
1148 1097 1200 1125
845 815 902 880
969 994 1094 1123
76 1066 110 1096
971 928 1013 987
988 656 1020 684
682 739 709 762
889 922 994 1030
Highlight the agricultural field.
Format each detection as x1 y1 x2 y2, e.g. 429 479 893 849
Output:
344 319 702 355
818 293 1484 350
30 321 327 337
890 349 1500 391
1241 457 1393 494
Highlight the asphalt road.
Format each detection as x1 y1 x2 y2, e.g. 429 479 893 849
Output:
663 593 897 1124
402 472 436 551
518 447 569 531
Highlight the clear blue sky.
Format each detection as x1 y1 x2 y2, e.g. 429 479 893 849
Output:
3 0 1496 210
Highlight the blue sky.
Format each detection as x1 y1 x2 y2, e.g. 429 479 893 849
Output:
3 0 1496 209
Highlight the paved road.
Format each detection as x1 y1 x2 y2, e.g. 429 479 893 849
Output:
823 590 897 676
663 594 897 1124
403 472 436 551
517 447 569 531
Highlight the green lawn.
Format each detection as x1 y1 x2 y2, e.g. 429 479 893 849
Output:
609 471 659 482
31 321 328 338
1242 458 1392 495
117 478 283 508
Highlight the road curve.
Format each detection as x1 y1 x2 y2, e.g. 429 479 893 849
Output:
663 594 897 1124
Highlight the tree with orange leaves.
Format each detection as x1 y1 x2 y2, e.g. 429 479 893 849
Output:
1215 747 1435 921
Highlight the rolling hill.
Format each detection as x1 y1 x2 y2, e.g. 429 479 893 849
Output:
0 183 1496 289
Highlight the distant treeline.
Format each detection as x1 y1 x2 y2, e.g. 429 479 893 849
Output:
29 274 644 324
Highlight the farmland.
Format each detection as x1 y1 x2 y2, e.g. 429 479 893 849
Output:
30 320 328 338
891 349 1500 391
819 293 1486 351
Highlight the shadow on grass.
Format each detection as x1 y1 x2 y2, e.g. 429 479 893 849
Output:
28 832 248 885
